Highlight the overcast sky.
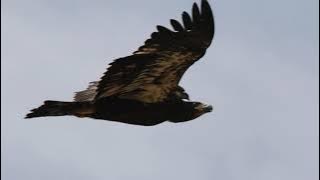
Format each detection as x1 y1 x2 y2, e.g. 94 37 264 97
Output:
2 0 319 180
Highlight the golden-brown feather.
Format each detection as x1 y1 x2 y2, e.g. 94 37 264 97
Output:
92 0 214 103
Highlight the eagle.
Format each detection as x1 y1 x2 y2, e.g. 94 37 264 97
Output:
26 0 215 126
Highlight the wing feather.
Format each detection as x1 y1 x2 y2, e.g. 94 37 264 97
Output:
192 2 201 25
74 81 99 102
182 12 193 30
94 0 214 103
170 19 184 32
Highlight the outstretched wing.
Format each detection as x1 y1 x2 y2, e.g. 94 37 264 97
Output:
95 0 214 103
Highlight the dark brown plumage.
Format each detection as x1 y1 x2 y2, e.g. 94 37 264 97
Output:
26 0 215 126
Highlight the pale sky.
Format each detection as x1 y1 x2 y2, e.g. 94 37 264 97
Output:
2 0 319 180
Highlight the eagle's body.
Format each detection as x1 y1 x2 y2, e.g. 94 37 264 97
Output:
94 98 211 126
26 0 215 126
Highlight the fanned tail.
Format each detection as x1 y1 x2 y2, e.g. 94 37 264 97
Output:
25 100 94 119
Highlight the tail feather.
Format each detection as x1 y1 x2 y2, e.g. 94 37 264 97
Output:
25 100 94 119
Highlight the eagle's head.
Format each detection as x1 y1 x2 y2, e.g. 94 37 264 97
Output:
190 102 213 119
169 101 213 123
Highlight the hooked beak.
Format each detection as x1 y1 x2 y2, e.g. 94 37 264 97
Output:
203 105 213 112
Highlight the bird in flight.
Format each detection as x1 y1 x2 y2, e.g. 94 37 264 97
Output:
26 0 215 126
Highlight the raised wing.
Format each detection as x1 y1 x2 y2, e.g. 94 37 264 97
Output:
74 81 99 102
94 0 214 103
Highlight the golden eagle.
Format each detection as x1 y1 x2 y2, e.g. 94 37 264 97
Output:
26 0 215 126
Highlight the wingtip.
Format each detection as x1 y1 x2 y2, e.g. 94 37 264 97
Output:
182 11 192 30
24 113 32 119
201 0 213 14
201 0 210 5
182 11 188 16
192 2 200 20
192 2 199 11
25 109 36 119
170 19 184 32
193 2 198 7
